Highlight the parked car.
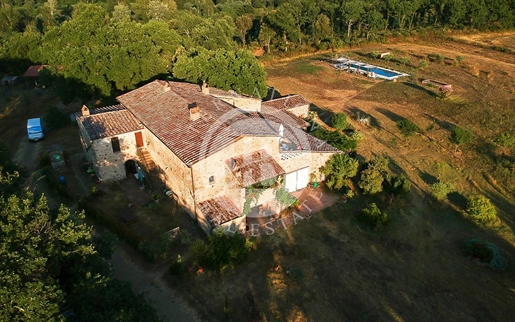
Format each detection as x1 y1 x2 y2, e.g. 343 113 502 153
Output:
27 118 44 142
48 146 65 170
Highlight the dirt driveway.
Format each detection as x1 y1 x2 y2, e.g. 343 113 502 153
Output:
9 115 202 322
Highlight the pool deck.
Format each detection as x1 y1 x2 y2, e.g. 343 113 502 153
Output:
333 57 409 81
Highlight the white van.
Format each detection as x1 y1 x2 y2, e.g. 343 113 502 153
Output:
27 118 44 141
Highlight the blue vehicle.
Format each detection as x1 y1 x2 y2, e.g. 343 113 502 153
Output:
27 118 44 142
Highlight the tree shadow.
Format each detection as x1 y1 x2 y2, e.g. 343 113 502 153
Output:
310 103 334 123
422 113 455 131
447 191 468 210
418 170 438 185
375 107 404 123
403 81 438 98
347 106 382 129
264 86 282 101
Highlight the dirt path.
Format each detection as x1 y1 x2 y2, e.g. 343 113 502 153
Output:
13 138 42 170
109 246 203 322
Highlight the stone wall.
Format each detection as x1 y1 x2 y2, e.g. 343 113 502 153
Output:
191 135 281 207
279 151 337 182
143 129 196 217
216 96 262 112
287 104 309 119
92 131 142 180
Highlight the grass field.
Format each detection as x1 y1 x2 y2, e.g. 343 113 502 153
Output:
167 36 515 321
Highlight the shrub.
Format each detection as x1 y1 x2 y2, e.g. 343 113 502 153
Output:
385 174 411 198
190 232 254 270
466 195 497 223
464 239 508 271
455 55 466 64
351 130 365 141
418 59 429 69
43 105 69 130
450 126 472 152
396 119 419 139
398 56 410 66
139 234 174 262
494 132 515 148
435 53 445 64
170 255 184 277
310 127 358 151
358 203 388 229
331 113 348 130
430 181 455 201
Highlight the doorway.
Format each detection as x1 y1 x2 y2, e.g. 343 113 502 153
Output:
125 160 137 177
135 132 143 148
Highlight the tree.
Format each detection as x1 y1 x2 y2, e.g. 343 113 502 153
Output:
40 4 180 101
173 48 268 97
385 174 411 198
466 195 497 223
235 15 253 46
396 119 419 139
341 0 365 38
359 156 389 195
0 190 160 321
313 13 332 46
320 153 359 190
258 22 276 53
430 181 455 201
331 112 348 130
450 126 472 152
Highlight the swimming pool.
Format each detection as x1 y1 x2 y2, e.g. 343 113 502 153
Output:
334 58 409 81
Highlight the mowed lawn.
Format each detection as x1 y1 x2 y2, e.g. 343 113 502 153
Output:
169 37 515 321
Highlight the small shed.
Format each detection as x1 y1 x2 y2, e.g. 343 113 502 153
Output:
22 65 47 87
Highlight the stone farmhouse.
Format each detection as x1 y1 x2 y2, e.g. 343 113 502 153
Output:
76 80 340 234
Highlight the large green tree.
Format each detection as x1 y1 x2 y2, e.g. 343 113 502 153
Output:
173 48 268 97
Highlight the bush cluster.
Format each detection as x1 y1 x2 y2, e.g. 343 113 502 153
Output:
464 239 508 271
331 113 348 130
190 231 255 271
466 195 497 223
357 203 388 229
310 127 358 151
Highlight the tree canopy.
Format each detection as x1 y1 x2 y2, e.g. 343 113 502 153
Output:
0 151 159 321
2 0 515 101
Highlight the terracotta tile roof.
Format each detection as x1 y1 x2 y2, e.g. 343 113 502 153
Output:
198 196 241 227
115 80 337 165
262 94 310 111
228 149 285 187
117 81 241 165
22 65 47 77
77 105 142 140
209 87 253 98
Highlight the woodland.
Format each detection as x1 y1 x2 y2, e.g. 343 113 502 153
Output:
1 0 515 101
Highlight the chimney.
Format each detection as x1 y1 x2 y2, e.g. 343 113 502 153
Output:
188 102 200 121
81 105 90 116
163 81 171 92
201 82 209 95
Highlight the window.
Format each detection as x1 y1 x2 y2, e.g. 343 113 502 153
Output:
209 175 215 184
111 137 120 152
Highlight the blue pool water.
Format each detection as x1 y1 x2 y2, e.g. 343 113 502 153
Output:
334 60 408 80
